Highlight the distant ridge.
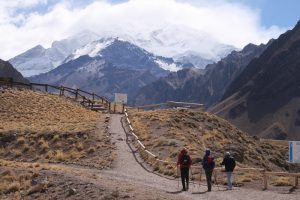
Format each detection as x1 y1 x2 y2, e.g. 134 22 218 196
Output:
0 59 28 83
212 20 300 140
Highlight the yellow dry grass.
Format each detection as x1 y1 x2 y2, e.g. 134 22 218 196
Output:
128 108 289 184
0 88 98 133
0 88 115 169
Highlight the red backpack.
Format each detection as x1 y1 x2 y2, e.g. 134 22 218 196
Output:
207 155 215 165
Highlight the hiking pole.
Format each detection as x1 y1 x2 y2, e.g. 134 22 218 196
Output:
214 170 221 191
198 168 202 189
190 168 195 188
177 165 180 188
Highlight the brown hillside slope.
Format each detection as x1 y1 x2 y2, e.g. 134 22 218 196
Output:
0 88 114 168
128 109 288 173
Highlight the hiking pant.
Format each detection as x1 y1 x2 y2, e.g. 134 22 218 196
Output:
205 169 213 191
180 167 189 190
226 172 233 189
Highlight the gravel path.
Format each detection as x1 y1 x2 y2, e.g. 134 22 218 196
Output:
103 114 300 200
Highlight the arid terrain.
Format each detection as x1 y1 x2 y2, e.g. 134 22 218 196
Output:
0 88 299 199
127 108 298 187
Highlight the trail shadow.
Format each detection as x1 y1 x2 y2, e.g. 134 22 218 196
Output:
192 191 208 194
120 117 176 181
166 190 183 194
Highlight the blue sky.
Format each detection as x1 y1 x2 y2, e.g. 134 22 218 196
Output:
229 0 300 27
0 0 298 59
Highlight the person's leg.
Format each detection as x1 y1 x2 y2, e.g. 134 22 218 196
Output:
181 169 186 190
186 168 189 190
226 172 232 189
208 170 213 191
205 170 212 191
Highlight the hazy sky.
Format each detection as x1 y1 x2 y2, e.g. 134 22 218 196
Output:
0 0 299 60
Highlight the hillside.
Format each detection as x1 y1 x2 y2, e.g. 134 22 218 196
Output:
212 21 300 140
128 109 288 175
0 59 28 83
0 88 114 168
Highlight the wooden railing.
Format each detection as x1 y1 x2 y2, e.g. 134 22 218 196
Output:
128 101 205 111
0 78 125 114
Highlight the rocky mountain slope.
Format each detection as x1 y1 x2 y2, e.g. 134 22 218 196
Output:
0 59 28 83
212 21 300 140
9 31 100 77
134 42 269 106
29 39 182 100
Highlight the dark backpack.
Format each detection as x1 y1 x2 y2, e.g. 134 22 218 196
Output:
181 154 190 166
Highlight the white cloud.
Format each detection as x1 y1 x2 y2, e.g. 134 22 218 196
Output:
0 0 286 60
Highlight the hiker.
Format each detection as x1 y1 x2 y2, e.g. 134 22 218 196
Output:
202 149 215 192
221 152 236 190
177 148 192 191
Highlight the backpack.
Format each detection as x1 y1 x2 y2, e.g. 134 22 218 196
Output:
207 155 215 166
181 154 190 166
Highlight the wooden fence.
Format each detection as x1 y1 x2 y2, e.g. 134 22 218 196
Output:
128 101 205 111
0 78 125 114
123 108 300 190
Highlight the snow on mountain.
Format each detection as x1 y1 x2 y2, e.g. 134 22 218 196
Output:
10 25 237 77
64 38 183 74
72 39 114 60
106 25 237 67
9 30 100 77
154 59 182 72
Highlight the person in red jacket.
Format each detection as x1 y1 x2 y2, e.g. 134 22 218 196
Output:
177 148 192 191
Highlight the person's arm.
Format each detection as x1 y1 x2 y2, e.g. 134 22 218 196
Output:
188 155 192 168
221 158 225 166
177 154 181 166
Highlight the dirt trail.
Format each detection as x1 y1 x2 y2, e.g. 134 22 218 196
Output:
104 114 300 200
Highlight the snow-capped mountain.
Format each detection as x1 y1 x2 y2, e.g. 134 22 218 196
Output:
64 38 184 76
29 38 186 101
9 25 237 77
104 25 237 67
9 30 100 77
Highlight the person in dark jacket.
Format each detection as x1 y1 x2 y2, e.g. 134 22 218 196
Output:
221 152 236 190
177 148 192 191
202 149 215 192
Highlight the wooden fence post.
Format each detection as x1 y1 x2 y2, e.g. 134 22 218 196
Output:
75 89 79 100
114 103 116 113
295 177 299 188
122 104 125 114
45 84 48 92
109 102 111 113
263 170 268 190
92 93 95 101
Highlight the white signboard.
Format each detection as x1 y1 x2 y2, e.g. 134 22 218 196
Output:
289 141 300 163
114 93 127 104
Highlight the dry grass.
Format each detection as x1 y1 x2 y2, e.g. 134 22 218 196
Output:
128 109 290 183
0 169 33 195
0 88 99 133
0 88 115 169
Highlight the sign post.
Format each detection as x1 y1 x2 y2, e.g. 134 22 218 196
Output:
114 93 127 104
289 141 300 164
